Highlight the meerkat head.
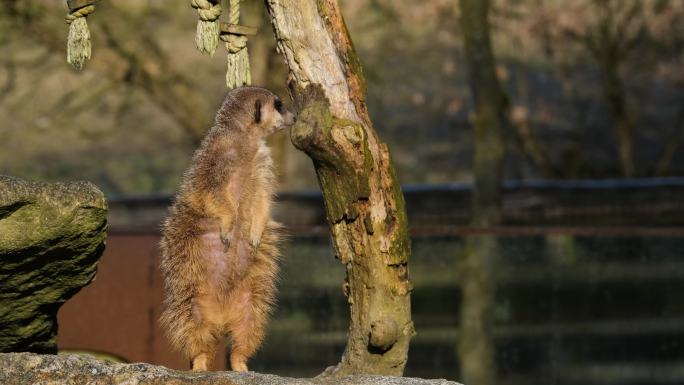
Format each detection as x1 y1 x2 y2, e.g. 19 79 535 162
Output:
217 86 295 137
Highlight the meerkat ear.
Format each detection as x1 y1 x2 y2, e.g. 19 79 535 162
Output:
254 99 262 124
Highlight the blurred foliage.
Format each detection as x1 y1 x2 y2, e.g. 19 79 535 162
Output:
0 0 683 194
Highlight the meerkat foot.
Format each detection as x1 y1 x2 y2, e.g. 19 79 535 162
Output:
230 355 248 372
191 352 212 372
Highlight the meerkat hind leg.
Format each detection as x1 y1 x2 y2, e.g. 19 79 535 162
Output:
230 355 249 372
187 297 220 372
227 286 269 372
189 329 217 371
191 352 214 372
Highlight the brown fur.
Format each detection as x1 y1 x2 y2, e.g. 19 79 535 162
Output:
159 87 294 372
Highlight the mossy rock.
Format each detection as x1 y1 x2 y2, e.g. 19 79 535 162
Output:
0 175 107 353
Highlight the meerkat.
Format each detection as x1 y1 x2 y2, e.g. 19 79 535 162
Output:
159 86 295 372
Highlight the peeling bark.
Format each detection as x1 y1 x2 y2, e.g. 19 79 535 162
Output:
264 0 413 377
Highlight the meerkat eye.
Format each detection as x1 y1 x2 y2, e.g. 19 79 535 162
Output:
254 99 262 123
274 99 283 114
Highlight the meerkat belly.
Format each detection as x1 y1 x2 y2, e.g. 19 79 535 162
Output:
199 230 230 287
195 228 253 329
198 222 253 287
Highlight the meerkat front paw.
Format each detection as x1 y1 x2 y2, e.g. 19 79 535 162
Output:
249 236 261 252
248 227 263 252
220 229 232 252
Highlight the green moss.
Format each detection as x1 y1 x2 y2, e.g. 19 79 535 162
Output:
385 149 411 265
359 126 373 198
0 176 107 353
291 90 374 224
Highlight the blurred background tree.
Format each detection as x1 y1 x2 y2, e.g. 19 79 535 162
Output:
1 0 683 195
458 0 507 384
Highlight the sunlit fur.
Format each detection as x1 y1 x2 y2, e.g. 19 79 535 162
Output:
159 87 294 372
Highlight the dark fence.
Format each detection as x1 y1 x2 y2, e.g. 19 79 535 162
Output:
107 177 684 234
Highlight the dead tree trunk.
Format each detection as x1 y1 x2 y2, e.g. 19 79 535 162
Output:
264 0 414 377
458 0 506 384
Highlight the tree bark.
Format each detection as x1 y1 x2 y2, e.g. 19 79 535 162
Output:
458 0 506 384
264 0 414 377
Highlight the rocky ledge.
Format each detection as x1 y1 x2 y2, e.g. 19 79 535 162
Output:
0 176 107 353
0 353 461 385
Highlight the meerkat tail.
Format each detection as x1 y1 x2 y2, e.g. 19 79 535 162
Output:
159 214 210 357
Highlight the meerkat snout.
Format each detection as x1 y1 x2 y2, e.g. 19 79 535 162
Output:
254 95 296 135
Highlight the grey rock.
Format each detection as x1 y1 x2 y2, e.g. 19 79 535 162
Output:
0 353 461 385
0 176 107 353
